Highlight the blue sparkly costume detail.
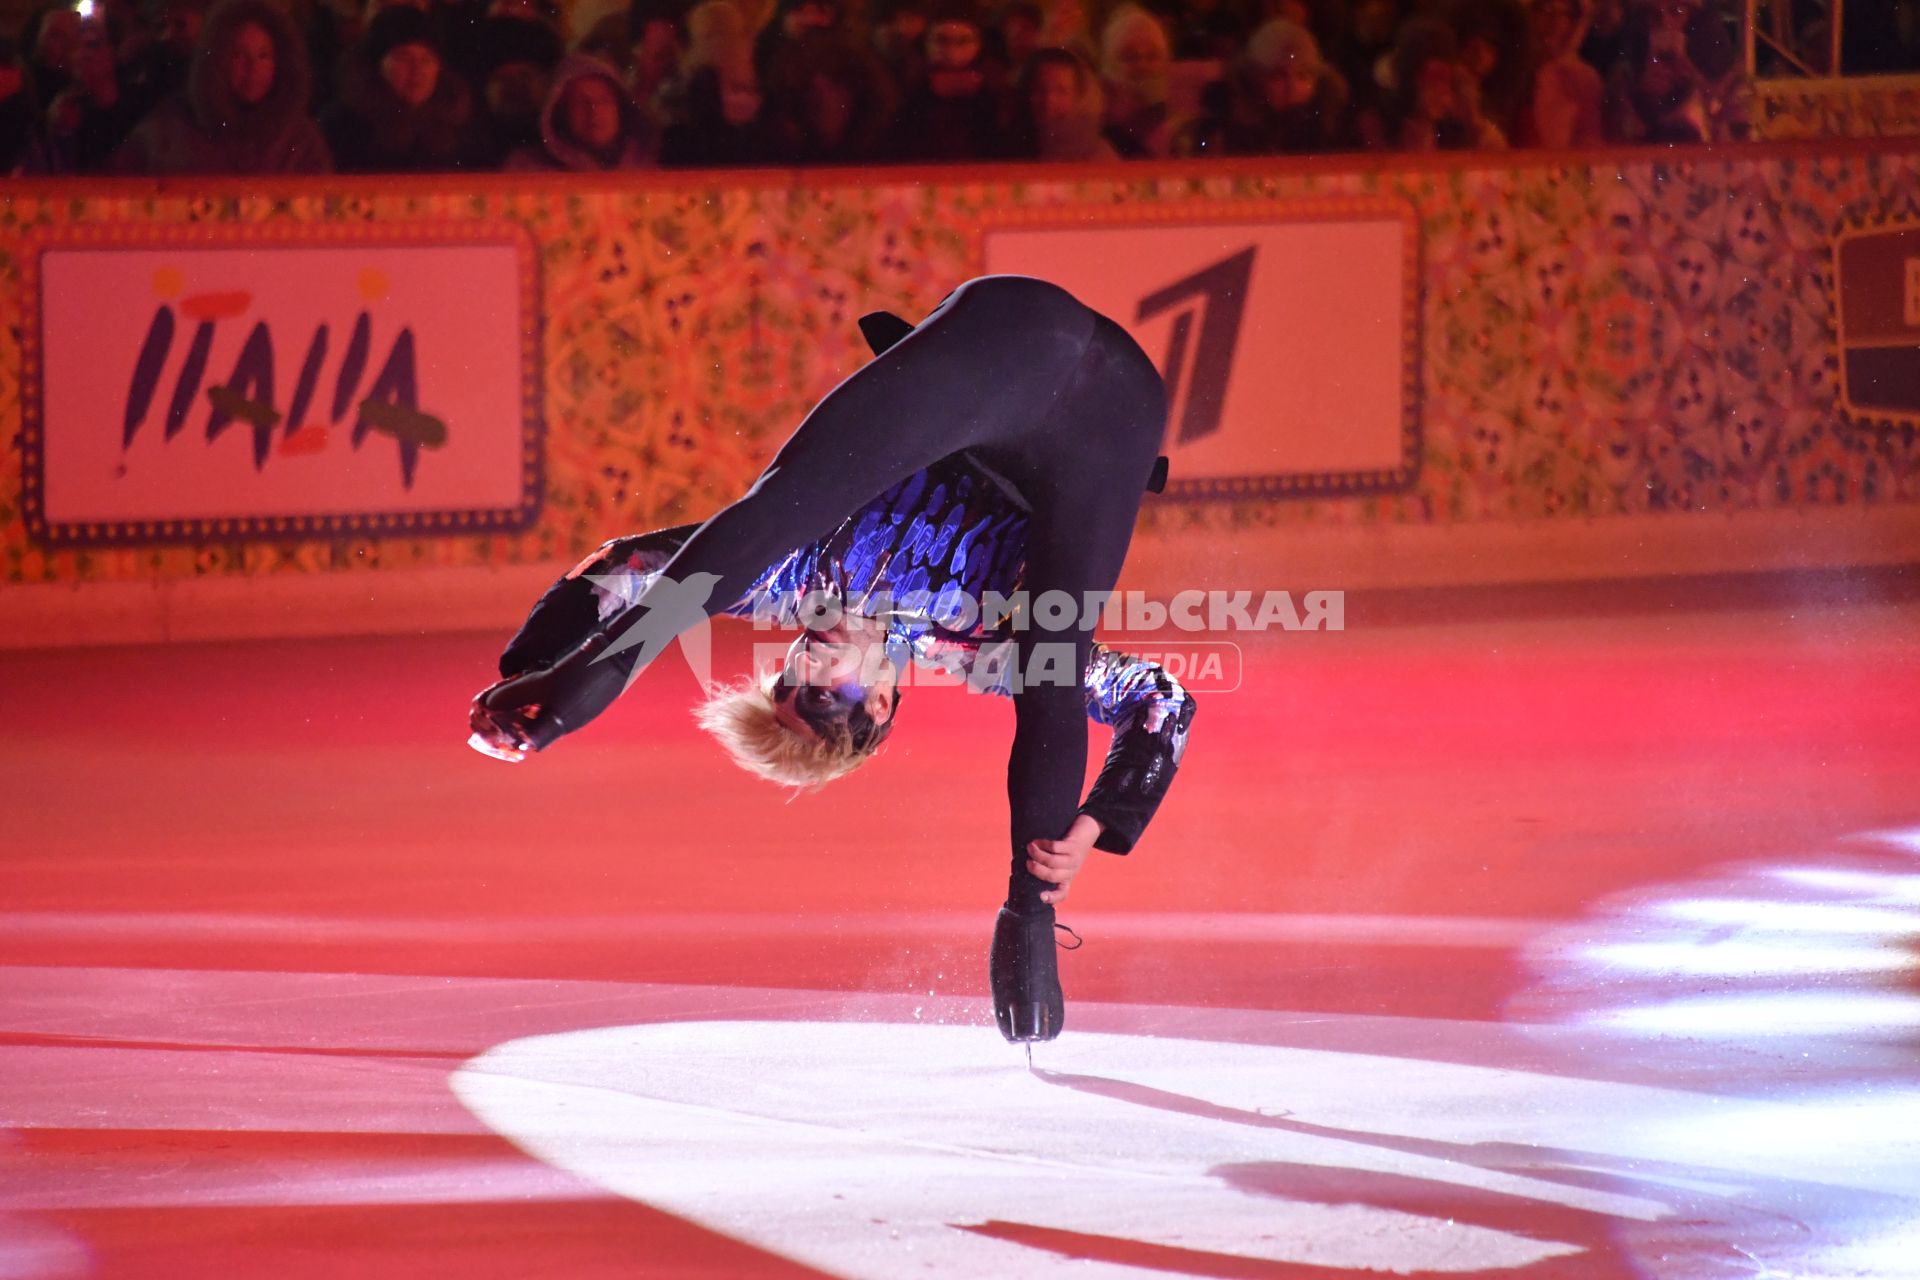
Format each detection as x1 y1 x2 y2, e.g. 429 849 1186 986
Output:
573 452 1192 854
731 455 1029 662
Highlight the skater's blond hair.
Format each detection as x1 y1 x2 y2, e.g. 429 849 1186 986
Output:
693 667 897 792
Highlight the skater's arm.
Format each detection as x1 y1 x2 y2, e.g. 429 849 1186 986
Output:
1000 498 1134 911
1073 643 1197 855
910 634 1194 856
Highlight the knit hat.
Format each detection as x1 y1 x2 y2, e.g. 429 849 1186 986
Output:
1244 18 1322 75
364 5 441 65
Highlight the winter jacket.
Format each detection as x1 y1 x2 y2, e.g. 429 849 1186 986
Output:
112 0 331 174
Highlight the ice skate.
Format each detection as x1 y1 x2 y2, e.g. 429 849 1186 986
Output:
990 905 1064 1043
466 671 555 763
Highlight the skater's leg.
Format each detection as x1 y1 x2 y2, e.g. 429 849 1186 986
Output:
473 524 698 759
520 277 1099 747
1003 316 1166 910
990 319 1166 1042
650 276 1097 616
496 524 702 678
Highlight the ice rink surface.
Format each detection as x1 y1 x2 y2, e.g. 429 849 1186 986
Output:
2 571 1917 1278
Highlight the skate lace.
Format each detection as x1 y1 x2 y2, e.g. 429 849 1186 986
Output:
1054 921 1082 950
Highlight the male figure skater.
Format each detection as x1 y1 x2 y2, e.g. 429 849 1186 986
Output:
468 275 1196 1042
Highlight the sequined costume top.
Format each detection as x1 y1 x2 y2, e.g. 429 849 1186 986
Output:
580 447 1195 855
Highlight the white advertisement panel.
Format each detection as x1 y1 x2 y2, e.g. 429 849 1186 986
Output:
23 226 541 545
983 200 1418 498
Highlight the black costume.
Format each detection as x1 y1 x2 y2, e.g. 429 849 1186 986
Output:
478 275 1195 1039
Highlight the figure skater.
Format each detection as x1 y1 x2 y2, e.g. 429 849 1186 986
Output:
466 275 1196 1043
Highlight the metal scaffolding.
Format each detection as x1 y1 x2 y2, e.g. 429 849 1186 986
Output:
1747 0 1846 79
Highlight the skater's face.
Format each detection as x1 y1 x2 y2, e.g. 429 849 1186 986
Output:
772 621 897 742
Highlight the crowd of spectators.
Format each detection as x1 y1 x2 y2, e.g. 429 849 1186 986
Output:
0 0 1757 176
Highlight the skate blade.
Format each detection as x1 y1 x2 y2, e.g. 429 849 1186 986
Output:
466 731 528 763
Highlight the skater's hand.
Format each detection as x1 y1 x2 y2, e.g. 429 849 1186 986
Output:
1027 813 1103 906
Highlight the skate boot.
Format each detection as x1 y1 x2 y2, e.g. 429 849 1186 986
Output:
990 904 1064 1043
465 669 559 762
466 690 532 762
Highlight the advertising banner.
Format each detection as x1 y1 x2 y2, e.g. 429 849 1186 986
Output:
982 199 1419 499
1836 220 1920 426
22 224 542 546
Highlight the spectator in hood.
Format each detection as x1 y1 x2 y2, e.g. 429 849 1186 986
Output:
321 3 487 169
506 51 655 168
112 0 330 172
